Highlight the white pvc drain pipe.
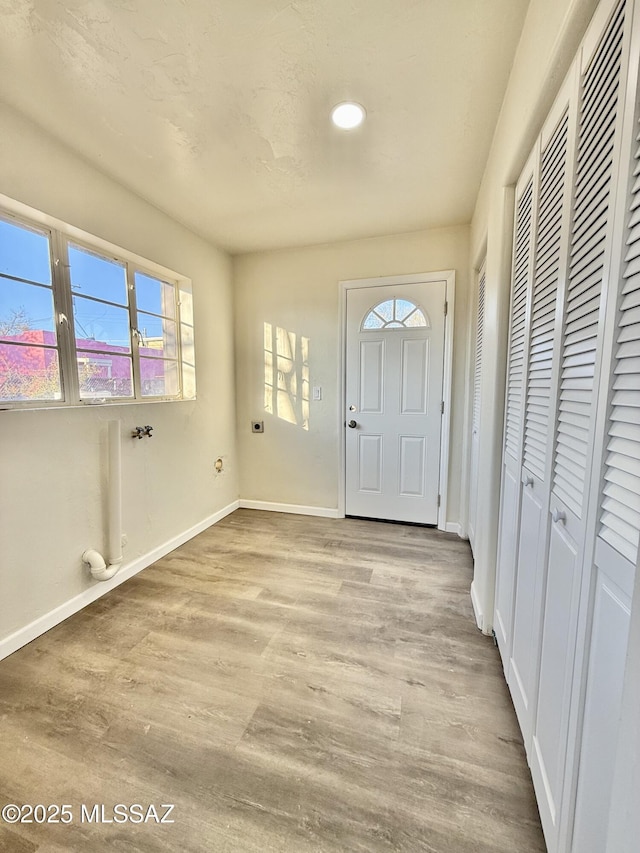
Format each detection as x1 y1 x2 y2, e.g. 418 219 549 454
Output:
83 420 124 581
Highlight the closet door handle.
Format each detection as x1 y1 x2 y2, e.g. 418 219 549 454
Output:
522 472 534 487
552 507 566 524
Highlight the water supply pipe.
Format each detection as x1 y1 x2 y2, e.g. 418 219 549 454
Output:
83 420 124 582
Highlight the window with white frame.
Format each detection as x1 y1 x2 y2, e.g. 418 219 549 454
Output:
0 205 195 408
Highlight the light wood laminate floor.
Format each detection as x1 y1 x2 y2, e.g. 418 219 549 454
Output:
0 510 545 852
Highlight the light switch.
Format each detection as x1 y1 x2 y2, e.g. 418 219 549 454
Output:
312 386 322 401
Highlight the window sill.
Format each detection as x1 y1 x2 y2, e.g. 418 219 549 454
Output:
0 396 196 413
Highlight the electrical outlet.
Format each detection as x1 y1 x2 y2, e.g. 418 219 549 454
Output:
251 421 264 433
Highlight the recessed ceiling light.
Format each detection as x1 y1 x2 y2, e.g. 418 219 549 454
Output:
331 102 366 130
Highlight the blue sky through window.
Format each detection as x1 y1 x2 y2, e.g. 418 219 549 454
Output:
0 275 56 335
72 295 131 349
135 272 175 318
69 244 127 305
0 219 51 285
1 223 131 343
1 223 180 347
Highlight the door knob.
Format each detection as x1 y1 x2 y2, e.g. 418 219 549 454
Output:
522 472 534 487
552 507 566 524
348 420 358 429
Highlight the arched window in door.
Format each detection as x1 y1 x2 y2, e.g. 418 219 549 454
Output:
362 298 428 330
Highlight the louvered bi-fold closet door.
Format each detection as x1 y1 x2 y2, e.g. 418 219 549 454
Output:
493 167 536 672
467 260 486 552
571 45 640 853
529 0 629 847
508 92 574 745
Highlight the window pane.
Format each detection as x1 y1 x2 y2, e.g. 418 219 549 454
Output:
363 312 384 329
73 295 131 352
0 219 52 286
135 272 176 319
405 309 427 327
0 343 61 401
374 300 394 321
77 350 133 398
395 299 416 321
140 358 179 397
0 277 56 342
68 245 128 306
138 312 177 359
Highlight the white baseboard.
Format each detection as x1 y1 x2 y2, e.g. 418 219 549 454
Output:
239 499 340 519
0 500 240 663
470 579 484 631
445 521 466 538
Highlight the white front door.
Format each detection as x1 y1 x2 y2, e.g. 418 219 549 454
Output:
345 281 446 524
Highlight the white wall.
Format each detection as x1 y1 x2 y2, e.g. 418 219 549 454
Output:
0 103 238 650
233 226 470 525
468 0 600 631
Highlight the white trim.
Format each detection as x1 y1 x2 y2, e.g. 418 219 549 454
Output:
340 271 454 289
337 278 347 518
239 500 340 519
338 270 456 531
0 500 239 662
439 272 455 530
445 522 466 538
470 579 485 632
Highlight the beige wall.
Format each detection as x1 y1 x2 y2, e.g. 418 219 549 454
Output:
0 104 238 646
467 0 601 629
233 225 470 525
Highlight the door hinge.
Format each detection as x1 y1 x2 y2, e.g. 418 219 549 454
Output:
437 494 441 508
441 400 445 415
444 301 448 316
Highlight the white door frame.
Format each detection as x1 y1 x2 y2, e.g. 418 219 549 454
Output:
338 270 456 531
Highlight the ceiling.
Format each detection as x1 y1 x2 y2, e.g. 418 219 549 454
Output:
0 0 530 254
